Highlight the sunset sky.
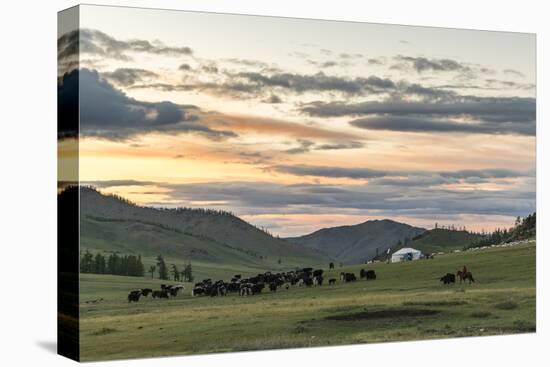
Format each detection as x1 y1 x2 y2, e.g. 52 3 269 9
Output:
58 5 536 237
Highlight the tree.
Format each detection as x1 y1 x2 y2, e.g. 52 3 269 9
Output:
182 263 194 282
329 262 334 269
93 253 106 274
149 265 156 279
156 255 168 280
80 250 94 273
107 253 121 275
171 264 180 281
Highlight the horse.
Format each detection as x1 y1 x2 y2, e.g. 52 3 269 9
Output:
456 270 475 284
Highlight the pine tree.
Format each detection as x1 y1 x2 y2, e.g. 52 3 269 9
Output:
182 263 193 282
93 253 106 274
156 255 168 280
137 255 145 277
80 250 94 273
171 264 180 281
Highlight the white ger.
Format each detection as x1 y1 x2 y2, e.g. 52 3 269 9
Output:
391 247 423 263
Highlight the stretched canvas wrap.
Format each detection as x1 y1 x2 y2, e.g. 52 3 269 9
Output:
58 5 536 362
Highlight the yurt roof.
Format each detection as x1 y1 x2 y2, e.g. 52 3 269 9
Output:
392 247 421 255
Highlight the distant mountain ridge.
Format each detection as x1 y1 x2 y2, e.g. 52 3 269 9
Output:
286 219 426 264
69 187 326 269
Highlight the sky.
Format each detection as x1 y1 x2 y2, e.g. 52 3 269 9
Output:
58 5 536 237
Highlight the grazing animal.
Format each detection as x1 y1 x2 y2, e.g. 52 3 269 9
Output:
251 283 265 295
152 290 169 299
140 288 153 297
169 285 184 297
440 273 456 285
127 290 142 303
342 273 356 282
313 275 324 286
328 278 336 285
457 270 475 284
269 282 277 292
239 286 251 296
191 286 205 297
313 269 324 277
365 270 376 280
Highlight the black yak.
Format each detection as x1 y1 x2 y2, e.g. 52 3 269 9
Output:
440 273 456 285
127 290 141 303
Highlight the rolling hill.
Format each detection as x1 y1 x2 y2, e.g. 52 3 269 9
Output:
408 228 484 254
286 219 426 264
71 187 326 271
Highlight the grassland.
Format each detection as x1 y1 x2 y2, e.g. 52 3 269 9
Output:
79 240 535 361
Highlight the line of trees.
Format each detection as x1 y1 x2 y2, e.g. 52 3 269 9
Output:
80 251 194 282
80 250 145 277
434 223 467 231
466 212 536 249
148 255 194 282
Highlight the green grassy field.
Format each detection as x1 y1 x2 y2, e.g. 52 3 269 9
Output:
79 240 536 361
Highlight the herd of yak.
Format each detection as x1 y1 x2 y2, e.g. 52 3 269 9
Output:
128 266 476 302
127 267 377 302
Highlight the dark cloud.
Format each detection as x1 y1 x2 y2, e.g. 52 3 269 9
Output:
58 68 236 141
394 55 470 73
307 60 339 68
480 67 496 75
233 71 396 95
263 95 283 104
284 139 316 154
350 115 534 136
315 141 365 150
58 28 193 62
485 79 534 90
237 151 272 164
401 83 456 100
99 179 533 218
273 164 387 178
367 58 384 65
439 169 527 180
178 63 192 71
319 61 338 68
201 64 219 74
270 164 530 182
503 69 526 78
130 71 397 100
223 58 270 68
300 97 535 136
300 97 534 119
283 140 365 154
102 68 158 86
339 53 363 59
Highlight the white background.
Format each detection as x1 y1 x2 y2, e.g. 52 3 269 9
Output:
0 0 547 366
